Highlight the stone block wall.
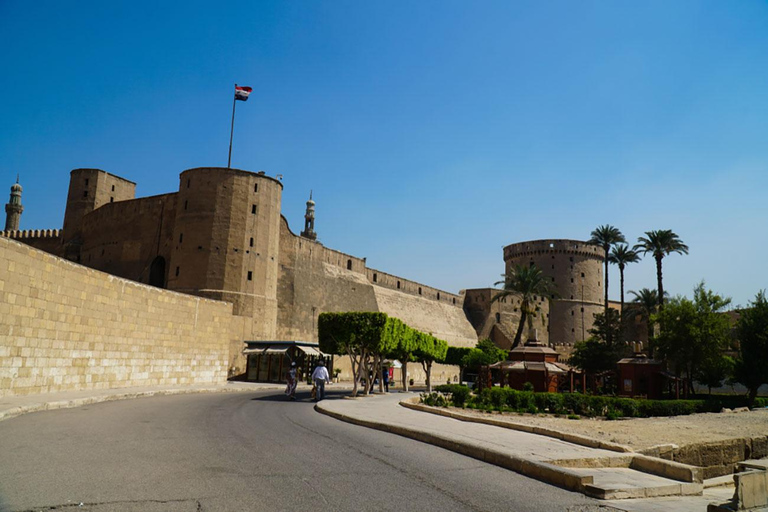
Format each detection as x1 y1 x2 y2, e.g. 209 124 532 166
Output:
0 236 240 397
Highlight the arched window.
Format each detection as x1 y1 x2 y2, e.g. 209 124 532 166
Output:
347 259 352 270
149 256 166 288
495 313 500 323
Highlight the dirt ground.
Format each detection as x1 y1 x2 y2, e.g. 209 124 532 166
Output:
453 406 768 451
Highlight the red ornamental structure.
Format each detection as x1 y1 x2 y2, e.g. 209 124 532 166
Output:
489 329 577 393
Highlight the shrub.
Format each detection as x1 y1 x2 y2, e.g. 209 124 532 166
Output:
420 392 448 407
523 382 534 392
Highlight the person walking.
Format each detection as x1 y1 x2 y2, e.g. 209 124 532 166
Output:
382 366 390 393
285 361 298 400
311 360 331 401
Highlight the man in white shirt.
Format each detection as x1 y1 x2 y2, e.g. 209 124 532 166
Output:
311 360 331 401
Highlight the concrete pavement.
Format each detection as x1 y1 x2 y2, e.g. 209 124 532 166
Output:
316 391 746 512
0 381 343 423
0 383 749 511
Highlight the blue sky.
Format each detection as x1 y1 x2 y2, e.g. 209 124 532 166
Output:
2 1 767 306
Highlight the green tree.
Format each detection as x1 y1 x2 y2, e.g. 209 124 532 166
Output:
444 346 473 383
493 264 555 349
318 312 389 397
385 318 418 392
461 339 507 369
414 333 448 393
634 230 689 309
590 225 626 316
568 309 628 379
626 288 662 357
654 283 731 396
608 244 641 315
733 291 768 406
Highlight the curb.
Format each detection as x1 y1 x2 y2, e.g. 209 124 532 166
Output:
0 385 280 423
314 401 595 494
400 398 702 485
400 398 634 453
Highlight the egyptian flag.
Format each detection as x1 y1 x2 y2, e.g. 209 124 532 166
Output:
235 86 252 101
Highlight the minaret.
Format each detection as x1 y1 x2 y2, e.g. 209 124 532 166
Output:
300 191 317 240
4 176 23 231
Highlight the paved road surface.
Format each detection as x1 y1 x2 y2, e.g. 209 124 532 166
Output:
0 390 614 512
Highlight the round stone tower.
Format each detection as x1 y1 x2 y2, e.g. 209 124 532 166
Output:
503 239 604 346
4 177 23 231
167 167 283 339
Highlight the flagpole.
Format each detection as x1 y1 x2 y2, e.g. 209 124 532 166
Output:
227 83 237 169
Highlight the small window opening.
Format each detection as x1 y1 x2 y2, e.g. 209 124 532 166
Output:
581 272 585 278
452 298 456 304
179 233 183 243
373 273 377 282
418 287 422 295
571 278 574 283
254 183 258 192
437 292 440 300
83 190 88 197
110 197 114 203
85 178 89 186
397 281 401 289
249 237 254 247
247 271 253 281
571 311 574 316
175 266 180 277
569 256 574 262
187 179 190 188
251 204 257 214
111 185 115 192
184 200 188 210
347 259 352 270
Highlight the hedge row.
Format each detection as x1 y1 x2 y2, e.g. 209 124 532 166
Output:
433 384 768 418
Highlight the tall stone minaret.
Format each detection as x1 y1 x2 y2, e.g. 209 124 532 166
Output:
4 176 23 231
300 191 317 240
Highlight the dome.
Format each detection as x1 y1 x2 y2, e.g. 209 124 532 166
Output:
10 182 22 193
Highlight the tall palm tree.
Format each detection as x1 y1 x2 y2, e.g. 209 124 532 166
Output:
627 288 663 357
589 225 626 315
634 230 689 309
608 244 641 313
493 263 556 349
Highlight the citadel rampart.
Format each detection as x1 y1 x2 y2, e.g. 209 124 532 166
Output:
0 229 63 256
0 235 238 397
503 239 604 348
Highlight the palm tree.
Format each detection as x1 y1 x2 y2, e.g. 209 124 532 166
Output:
608 244 641 313
627 288 664 357
634 230 689 309
493 264 556 349
589 225 626 315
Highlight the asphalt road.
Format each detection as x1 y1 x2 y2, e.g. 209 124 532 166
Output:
0 390 613 512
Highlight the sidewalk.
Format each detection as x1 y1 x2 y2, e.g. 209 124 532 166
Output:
316 392 739 512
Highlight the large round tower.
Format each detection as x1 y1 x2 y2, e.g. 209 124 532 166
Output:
503 239 604 346
167 167 283 339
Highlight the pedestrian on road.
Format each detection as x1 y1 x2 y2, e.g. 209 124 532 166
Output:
311 360 331 401
382 367 390 392
285 361 298 400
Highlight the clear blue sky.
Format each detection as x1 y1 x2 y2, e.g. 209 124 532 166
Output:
2 1 767 306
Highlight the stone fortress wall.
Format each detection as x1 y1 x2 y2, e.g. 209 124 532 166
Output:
503 239 604 352
462 288 550 350
0 235 239 397
0 166 614 396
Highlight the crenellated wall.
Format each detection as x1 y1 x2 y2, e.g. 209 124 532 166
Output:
0 228 63 256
